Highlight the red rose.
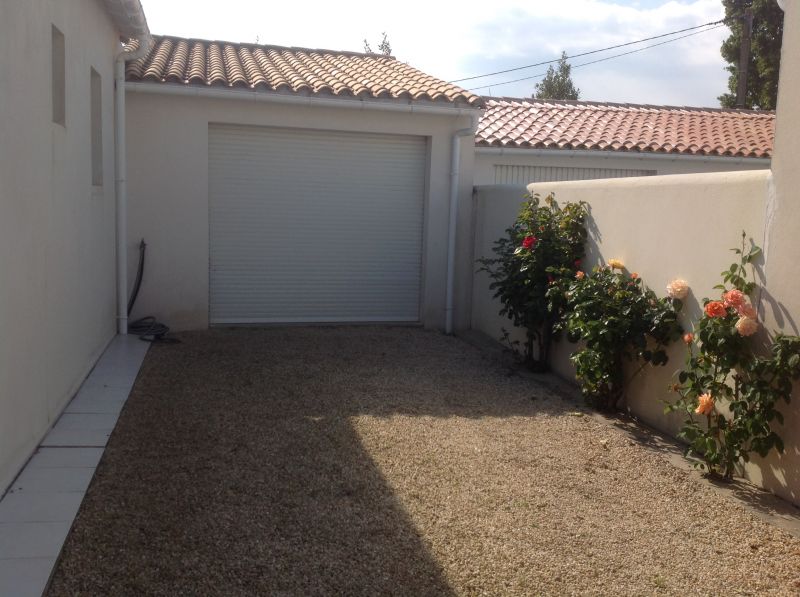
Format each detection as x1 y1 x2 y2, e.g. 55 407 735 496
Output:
574 259 581 268
704 300 727 318
522 236 537 249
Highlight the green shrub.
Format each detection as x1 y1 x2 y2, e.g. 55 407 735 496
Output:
478 193 588 371
555 262 683 410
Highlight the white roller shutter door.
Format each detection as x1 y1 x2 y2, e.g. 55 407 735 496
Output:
494 164 656 185
208 124 426 324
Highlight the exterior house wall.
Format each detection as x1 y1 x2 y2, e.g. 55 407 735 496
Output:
0 0 120 493
473 149 770 186
756 0 800 503
125 89 477 331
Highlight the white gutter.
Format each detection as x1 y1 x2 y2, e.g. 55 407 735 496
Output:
445 115 481 335
115 37 152 334
475 146 771 166
125 82 483 118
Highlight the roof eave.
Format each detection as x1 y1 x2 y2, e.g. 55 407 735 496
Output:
474 145 772 163
126 81 485 116
101 0 150 40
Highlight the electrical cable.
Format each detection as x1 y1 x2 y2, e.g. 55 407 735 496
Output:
127 239 180 344
450 18 728 84
467 24 726 92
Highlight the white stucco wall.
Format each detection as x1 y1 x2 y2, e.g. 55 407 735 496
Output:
470 172 800 500
755 0 800 504
470 0 800 506
125 89 477 332
474 148 770 186
0 0 120 493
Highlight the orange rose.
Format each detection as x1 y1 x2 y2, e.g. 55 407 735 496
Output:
704 301 727 318
575 270 585 280
608 258 624 270
630 272 639 279
683 333 694 344
695 393 715 416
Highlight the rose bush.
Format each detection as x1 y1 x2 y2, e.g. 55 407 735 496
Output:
478 192 588 371
667 233 800 480
553 263 683 410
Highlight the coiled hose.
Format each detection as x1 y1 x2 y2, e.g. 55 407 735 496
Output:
127 240 180 343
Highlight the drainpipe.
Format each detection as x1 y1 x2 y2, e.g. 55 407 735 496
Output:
445 115 480 335
115 35 151 334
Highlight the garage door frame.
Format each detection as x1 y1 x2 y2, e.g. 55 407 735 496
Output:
207 123 432 325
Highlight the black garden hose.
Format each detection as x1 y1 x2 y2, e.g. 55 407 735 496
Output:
127 239 180 343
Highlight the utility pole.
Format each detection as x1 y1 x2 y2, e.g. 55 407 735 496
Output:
736 7 754 108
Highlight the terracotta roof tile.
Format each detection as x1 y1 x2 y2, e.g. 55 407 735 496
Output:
476 98 774 158
127 35 483 107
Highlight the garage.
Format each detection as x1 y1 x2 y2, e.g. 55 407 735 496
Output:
208 124 427 324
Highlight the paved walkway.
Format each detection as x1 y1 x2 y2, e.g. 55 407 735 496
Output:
0 335 148 597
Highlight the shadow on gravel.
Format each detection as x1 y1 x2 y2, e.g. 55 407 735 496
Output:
47 327 561 596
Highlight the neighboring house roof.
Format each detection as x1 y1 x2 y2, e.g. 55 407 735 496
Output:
476 98 774 158
126 35 483 107
100 0 149 39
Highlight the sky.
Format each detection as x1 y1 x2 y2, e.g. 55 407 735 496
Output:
138 0 732 107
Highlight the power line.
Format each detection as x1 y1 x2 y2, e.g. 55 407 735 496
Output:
451 18 728 84
467 24 726 92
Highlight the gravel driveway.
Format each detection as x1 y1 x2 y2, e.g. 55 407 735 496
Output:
48 327 800 596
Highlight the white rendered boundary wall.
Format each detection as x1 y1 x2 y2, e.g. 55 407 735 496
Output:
470 171 800 505
471 0 800 506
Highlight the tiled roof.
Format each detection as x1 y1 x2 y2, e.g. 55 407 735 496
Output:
476 98 774 158
126 35 483 107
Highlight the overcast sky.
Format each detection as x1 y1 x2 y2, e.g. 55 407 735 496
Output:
138 0 732 107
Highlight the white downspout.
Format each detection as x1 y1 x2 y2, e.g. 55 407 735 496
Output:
115 36 151 334
445 115 480 335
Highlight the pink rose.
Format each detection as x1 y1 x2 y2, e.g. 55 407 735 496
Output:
735 316 759 337
704 301 727 318
723 289 746 309
737 303 757 319
666 279 689 300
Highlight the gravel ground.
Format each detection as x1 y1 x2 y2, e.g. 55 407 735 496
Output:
48 327 800 596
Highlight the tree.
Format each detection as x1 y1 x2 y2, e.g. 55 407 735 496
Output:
363 32 392 56
719 0 783 110
534 52 580 100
